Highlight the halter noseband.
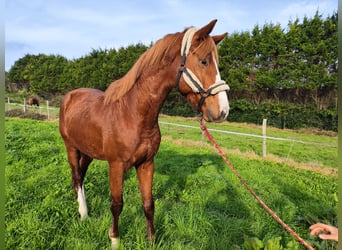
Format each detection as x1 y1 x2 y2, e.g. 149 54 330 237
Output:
175 28 230 113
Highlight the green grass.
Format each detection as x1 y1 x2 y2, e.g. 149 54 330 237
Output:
5 118 337 249
158 115 337 169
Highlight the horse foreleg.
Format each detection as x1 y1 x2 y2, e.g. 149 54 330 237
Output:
136 160 155 241
108 161 125 250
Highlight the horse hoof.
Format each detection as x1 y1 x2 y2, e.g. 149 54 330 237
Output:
79 213 88 220
147 234 156 242
111 238 120 250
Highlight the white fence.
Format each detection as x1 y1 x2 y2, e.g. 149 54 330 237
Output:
5 98 335 164
158 120 334 159
5 97 59 120
160 121 306 142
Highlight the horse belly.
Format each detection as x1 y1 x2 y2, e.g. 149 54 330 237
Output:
60 89 107 160
75 128 105 159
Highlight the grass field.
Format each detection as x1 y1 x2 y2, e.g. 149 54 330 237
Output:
159 115 337 170
5 117 337 249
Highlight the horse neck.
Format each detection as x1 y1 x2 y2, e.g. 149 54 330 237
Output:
124 67 177 126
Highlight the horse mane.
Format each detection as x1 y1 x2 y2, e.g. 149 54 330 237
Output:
104 32 183 104
104 27 219 104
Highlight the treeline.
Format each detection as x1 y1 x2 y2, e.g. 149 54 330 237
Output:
220 12 337 109
6 12 338 131
219 12 338 131
6 43 149 96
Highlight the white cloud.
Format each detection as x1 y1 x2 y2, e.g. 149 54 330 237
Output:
277 0 336 27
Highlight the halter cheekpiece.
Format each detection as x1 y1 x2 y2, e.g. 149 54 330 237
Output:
175 27 230 113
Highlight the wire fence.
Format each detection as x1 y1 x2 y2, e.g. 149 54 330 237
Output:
5 97 337 169
158 120 337 169
5 97 59 120
159 121 331 145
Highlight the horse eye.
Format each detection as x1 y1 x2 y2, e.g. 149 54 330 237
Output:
200 59 208 67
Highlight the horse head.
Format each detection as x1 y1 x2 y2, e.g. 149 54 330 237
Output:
176 19 229 122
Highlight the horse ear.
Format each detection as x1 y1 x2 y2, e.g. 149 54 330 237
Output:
195 19 218 40
212 32 228 45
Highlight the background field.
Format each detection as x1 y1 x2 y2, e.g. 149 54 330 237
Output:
5 117 337 249
159 115 337 170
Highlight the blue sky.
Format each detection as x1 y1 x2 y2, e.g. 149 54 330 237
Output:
5 0 337 71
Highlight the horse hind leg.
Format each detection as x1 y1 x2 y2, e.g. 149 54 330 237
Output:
77 153 93 219
67 147 92 219
77 184 88 220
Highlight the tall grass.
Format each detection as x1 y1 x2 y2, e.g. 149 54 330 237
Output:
5 118 337 249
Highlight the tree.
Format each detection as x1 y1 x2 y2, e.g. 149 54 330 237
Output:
219 11 337 109
7 54 37 90
58 44 149 93
29 54 68 96
6 12 337 130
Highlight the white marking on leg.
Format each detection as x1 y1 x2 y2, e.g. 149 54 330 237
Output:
111 238 120 250
77 185 88 219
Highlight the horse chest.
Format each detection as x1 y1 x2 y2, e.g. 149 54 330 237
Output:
101 126 160 166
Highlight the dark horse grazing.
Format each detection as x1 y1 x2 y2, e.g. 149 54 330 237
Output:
59 20 229 249
28 97 39 106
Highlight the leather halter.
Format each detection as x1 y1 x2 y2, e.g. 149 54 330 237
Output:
175 28 230 113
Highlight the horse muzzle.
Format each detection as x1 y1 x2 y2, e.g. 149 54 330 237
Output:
203 107 229 122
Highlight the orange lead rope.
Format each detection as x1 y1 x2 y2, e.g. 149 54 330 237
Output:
199 120 314 250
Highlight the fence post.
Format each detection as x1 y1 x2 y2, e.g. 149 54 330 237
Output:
46 100 50 120
23 98 26 112
7 97 10 111
262 119 267 157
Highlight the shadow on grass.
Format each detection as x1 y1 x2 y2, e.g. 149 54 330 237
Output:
151 147 250 248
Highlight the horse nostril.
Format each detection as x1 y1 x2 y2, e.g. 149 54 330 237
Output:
204 108 229 122
220 110 229 120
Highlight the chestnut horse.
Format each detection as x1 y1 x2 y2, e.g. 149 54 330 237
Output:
59 19 229 249
28 97 39 106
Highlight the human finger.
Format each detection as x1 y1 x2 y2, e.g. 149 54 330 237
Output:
310 223 328 230
319 233 337 241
